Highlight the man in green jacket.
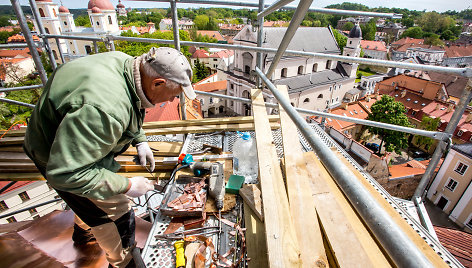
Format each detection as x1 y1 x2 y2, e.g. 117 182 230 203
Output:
23 47 196 268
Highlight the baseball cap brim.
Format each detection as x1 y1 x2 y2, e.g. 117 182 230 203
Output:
182 84 196 100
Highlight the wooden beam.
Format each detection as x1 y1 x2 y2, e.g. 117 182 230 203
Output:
277 85 328 268
121 141 182 156
239 184 263 222
334 152 449 267
251 88 301 267
144 122 280 135
0 171 174 181
304 152 391 267
142 115 280 129
244 202 269 268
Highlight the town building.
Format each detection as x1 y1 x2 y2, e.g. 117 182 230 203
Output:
377 22 406 40
336 17 371 30
120 22 156 34
116 0 127 17
218 24 244 37
194 76 228 117
143 97 203 122
360 40 387 60
159 18 194 31
226 24 359 116
0 57 35 85
442 44 472 68
427 71 469 104
391 43 445 65
0 181 65 224
190 49 234 75
427 143 472 233
34 0 121 63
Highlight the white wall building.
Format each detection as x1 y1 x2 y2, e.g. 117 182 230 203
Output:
159 18 194 31
0 181 64 224
226 25 358 116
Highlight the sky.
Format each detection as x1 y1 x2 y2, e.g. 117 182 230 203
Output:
3 0 470 13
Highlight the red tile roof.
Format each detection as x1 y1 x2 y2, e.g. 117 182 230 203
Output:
197 31 225 42
376 74 444 100
0 58 30 80
144 98 203 122
0 181 34 195
389 159 442 179
194 80 227 93
263 21 289 27
427 72 468 99
0 47 38 59
360 40 387 52
394 43 444 53
7 34 40 43
444 44 472 58
219 24 244 31
434 225 472 268
316 103 369 131
191 49 233 59
391 37 424 47
192 49 210 58
0 26 20 32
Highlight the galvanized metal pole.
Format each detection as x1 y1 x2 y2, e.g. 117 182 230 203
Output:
255 0 265 88
28 0 57 70
257 0 294 19
55 38 65 64
0 43 29 49
0 98 36 108
11 0 48 85
413 79 472 200
170 0 187 120
93 41 99 54
255 67 433 268
0 84 43 93
265 0 313 79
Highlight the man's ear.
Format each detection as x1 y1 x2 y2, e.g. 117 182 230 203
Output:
152 78 166 87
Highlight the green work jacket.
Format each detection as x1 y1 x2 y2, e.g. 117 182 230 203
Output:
24 51 147 200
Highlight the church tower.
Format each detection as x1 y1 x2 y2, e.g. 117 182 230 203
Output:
342 23 362 78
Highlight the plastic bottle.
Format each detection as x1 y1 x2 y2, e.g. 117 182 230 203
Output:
233 132 259 183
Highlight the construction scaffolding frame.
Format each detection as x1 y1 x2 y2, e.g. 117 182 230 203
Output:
5 0 472 267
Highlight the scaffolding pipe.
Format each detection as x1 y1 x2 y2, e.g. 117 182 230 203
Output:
0 98 36 108
257 0 294 19
0 84 43 93
194 90 450 141
93 41 99 54
265 0 313 79
11 0 48 85
130 0 401 18
0 198 62 220
413 79 472 200
108 35 472 78
170 0 187 120
28 0 57 70
44 34 103 42
255 67 433 267
0 43 29 49
255 0 265 88
55 38 65 64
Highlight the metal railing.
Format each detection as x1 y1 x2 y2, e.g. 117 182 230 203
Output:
6 0 472 266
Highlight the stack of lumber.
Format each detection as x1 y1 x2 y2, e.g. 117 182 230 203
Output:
0 116 280 181
242 86 448 267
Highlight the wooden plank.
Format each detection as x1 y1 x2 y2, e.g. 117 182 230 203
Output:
334 152 449 267
0 152 32 162
239 184 263 222
244 202 269 268
142 115 280 129
144 122 280 135
121 141 182 156
251 88 301 267
277 85 328 268
0 146 24 152
0 136 24 146
0 171 175 181
304 152 391 268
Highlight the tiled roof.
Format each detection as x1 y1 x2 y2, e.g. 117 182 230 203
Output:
0 26 20 32
391 37 424 46
434 225 472 268
444 45 472 58
7 34 40 43
321 103 369 131
428 72 468 99
452 143 472 159
197 31 225 42
394 43 444 53
219 24 244 31
263 21 288 27
194 80 227 93
389 159 442 179
0 58 30 80
160 18 193 26
376 74 443 100
191 49 233 59
0 181 34 195
0 48 31 58
119 25 154 34
360 40 387 52
144 98 203 122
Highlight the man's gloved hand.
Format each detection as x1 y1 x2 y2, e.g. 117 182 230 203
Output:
125 176 154 197
136 142 155 172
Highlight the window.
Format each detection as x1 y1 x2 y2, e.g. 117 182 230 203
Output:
96 21 100 26
244 65 250 74
52 50 58 60
218 106 224 113
0 201 8 212
317 94 323 99
85 45 92 55
39 8 45 17
6 216 16 223
467 217 472 229
281 68 287 78
349 41 352 45
303 98 310 103
230 83 234 90
53 8 57 17
19 191 30 202
108 15 113 24
445 178 458 191
457 130 464 137
44 27 50 34
455 162 468 175
200 99 204 105
329 86 332 92
209 97 213 104
298 65 303 75
326 60 331 69
28 208 38 215
64 21 68 26
411 111 417 116
312 63 318 72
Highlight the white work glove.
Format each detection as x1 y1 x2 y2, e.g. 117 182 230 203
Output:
136 142 155 172
125 176 154 197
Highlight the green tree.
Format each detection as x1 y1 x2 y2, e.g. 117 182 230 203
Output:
332 29 347 53
312 20 322 27
440 29 455 40
342 21 354 31
361 19 377 40
193 58 209 82
367 95 412 154
0 16 12 27
414 116 440 151
424 33 444 46
75 15 91 27
401 27 424 39
194 15 209 30
301 20 312 27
